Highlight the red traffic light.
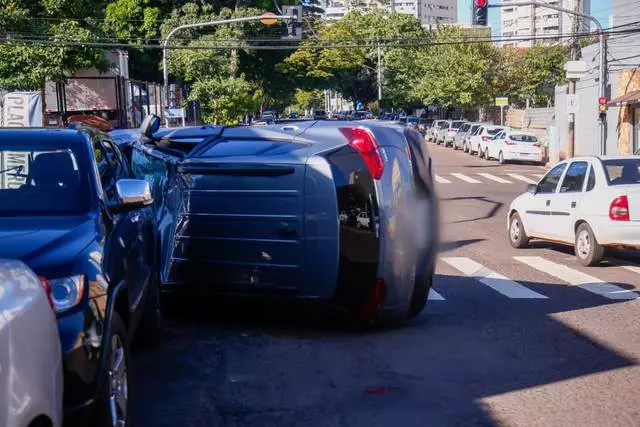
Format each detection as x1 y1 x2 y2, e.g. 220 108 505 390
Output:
598 97 608 105
475 0 488 7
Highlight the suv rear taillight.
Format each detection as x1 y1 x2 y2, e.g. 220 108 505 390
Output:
610 195 630 221
505 139 517 145
532 143 541 147
482 136 489 141
340 127 384 180
38 276 55 310
448 128 454 132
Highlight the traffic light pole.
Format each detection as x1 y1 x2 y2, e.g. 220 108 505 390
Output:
162 14 296 126
488 1 607 155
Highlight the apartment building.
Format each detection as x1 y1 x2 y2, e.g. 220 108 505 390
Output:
501 0 591 48
390 0 457 27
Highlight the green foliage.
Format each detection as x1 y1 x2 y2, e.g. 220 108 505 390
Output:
294 89 324 111
188 75 263 124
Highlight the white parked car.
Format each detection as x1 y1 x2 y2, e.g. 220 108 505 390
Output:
486 130 543 165
427 120 447 142
453 122 482 151
508 156 640 266
468 125 508 156
0 260 63 427
437 120 466 147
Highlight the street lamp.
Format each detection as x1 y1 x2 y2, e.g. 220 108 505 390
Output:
162 13 296 125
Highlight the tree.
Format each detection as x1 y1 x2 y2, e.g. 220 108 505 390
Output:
294 89 324 112
188 75 262 124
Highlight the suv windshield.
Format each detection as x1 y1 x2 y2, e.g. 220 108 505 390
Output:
0 140 90 215
602 158 640 185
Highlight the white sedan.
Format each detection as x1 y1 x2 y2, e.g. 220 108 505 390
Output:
0 260 63 427
508 156 640 266
486 130 543 164
468 125 508 156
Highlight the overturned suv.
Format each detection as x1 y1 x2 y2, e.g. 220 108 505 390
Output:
131 116 439 324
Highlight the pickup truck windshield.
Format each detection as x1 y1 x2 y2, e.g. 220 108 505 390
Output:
0 142 90 215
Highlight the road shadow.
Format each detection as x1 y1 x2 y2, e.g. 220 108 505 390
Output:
528 240 640 265
131 274 638 427
439 238 485 252
439 196 503 224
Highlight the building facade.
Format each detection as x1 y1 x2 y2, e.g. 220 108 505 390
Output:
389 0 457 27
501 0 591 48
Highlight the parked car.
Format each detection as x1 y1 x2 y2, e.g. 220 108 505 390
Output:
405 116 419 131
0 260 63 427
262 110 276 118
0 125 162 426
130 117 439 323
452 122 480 150
289 112 298 119
486 130 543 165
468 125 508 156
437 120 466 147
313 109 328 120
508 156 640 266
427 120 447 142
418 118 434 135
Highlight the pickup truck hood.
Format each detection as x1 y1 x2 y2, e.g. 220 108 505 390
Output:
0 216 97 272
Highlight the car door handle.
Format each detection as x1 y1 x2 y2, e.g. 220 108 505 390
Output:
571 201 576 208
546 200 551 206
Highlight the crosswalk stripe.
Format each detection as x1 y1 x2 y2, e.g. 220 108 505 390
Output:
623 265 640 275
435 175 452 184
514 256 640 300
532 173 545 179
507 173 537 184
451 173 481 183
441 257 548 299
478 173 512 184
428 289 445 300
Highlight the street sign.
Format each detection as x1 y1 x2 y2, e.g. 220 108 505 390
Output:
281 5 302 40
566 94 578 114
495 97 508 107
564 61 586 80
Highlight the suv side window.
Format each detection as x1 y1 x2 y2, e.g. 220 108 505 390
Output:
102 139 128 179
538 163 567 194
586 165 596 191
559 161 588 193
93 139 117 201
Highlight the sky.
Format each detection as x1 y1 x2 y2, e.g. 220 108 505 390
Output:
457 0 615 36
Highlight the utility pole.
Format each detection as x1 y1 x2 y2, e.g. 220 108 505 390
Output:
567 0 581 158
377 44 382 102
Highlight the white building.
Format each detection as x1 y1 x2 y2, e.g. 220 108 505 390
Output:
501 0 591 48
390 0 457 27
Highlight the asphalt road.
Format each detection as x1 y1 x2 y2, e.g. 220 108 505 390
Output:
133 141 640 427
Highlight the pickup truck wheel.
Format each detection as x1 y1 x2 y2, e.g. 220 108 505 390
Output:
95 312 131 427
509 213 529 249
407 274 433 319
575 223 604 266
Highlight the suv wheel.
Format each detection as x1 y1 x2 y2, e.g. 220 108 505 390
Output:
96 312 131 427
575 223 604 266
407 274 433 318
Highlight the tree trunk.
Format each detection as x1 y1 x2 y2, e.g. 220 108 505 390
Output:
40 85 47 127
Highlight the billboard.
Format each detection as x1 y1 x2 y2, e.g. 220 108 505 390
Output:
1 92 43 127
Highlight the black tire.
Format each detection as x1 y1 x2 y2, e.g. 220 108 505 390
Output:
453 143 458 150
509 213 529 249
477 146 483 158
575 223 605 266
407 274 433 318
499 151 506 164
95 312 131 427
485 148 490 160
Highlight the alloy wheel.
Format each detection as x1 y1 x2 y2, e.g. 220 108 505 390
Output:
510 218 520 242
576 229 591 259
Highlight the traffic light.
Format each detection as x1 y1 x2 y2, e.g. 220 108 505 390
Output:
472 0 488 26
598 96 607 119
281 5 302 40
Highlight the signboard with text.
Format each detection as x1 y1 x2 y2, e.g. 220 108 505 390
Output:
495 97 509 107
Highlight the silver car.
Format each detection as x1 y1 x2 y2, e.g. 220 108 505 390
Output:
0 260 63 427
130 118 439 324
427 120 447 142
454 122 483 151
437 120 466 147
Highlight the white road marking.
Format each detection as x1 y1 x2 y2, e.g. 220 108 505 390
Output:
451 173 481 183
435 175 452 184
514 256 640 300
507 173 538 184
623 265 640 275
441 257 548 299
532 173 545 179
428 289 445 300
478 173 512 184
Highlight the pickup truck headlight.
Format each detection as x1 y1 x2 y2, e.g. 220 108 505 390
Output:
49 275 85 313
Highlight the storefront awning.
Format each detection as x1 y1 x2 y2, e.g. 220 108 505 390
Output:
607 89 640 106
